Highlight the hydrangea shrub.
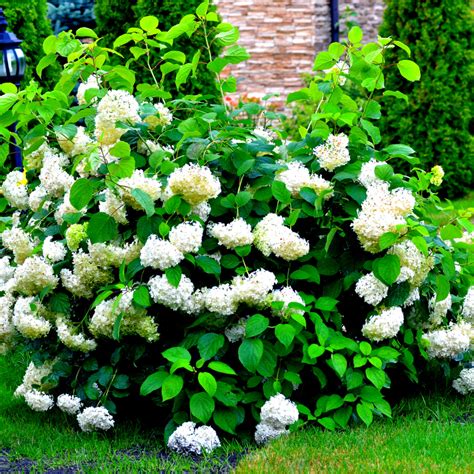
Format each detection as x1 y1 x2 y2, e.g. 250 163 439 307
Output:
0 3 472 448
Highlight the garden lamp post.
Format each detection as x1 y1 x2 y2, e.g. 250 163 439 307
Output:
0 8 26 168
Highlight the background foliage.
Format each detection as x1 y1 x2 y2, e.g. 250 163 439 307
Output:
2 0 60 89
379 0 473 199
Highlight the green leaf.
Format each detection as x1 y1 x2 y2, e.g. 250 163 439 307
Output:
196 1 209 17
238 339 264 372
275 324 296 348
176 64 193 89
109 141 131 158
49 292 70 314
356 401 373 426
371 347 400 362
165 266 182 288
272 180 291 204
87 212 119 243
397 60 421 81
140 371 168 396
346 370 364 390
308 344 325 359
76 27 98 39
440 224 463 241
318 417 336 431
190 392 215 423
314 51 336 70
360 385 384 403
208 361 237 375
196 256 221 276
140 15 159 32
162 374 184 401
331 353 347 378
315 297 338 311
164 195 182 214
112 312 124 341
198 333 225 360
334 406 352 428
133 286 152 308
348 26 363 43
366 367 386 390
360 119 381 144
162 51 186 64
374 164 394 181
162 347 191 363
198 372 217 397
383 90 409 104
237 159 255 176
435 274 450 302
131 189 155 217
372 254 400 285
36 54 57 78
359 341 372 356
246 314 269 338
379 232 398 250
108 156 135 178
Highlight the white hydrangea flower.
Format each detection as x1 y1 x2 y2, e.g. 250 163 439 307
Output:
355 273 388 306
140 235 184 270
255 422 289 445
428 294 452 327
324 60 350 85
422 321 472 359
169 221 204 254
313 133 350 171
232 269 277 306
89 291 158 342
208 218 254 249
270 287 305 318
42 236 67 263
403 288 420 308
168 164 221 205
88 240 142 268
118 170 162 209
13 256 59 296
260 393 299 427
352 183 415 253
99 188 128 225
388 240 433 288
24 389 54 412
57 394 83 415
56 317 97 352
225 317 248 343
0 295 14 345
148 274 194 312
252 126 278 143
155 102 173 126
1 227 38 264
362 307 404 341
56 126 92 157
358 159 386 188
255 394 299 444
0 256 15 292
1 170 29 209
275 161 333 199
204 284 239 316
28 185 50 212
12 297 51 339
77 406 115 432
452 368 474 395
461 287 474 323
168 422 221 455
39 150 74 197
94 90 140 145
191 202 211 222
60 251 113 299
14 361 53 398
77 74 100 105
253 213 309 261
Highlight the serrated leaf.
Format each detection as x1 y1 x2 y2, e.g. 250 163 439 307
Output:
162 374 184 401
190 392 215 423
246 314 269 338
238 339 263 372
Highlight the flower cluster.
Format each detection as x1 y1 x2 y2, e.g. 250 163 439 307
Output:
362 307 404 341
352 183 415 253
255 394 299 444
253 214 309 261
422 322 472 359
452 368 474 395
313 133 350 171
355 273 388 306
168 422 221 455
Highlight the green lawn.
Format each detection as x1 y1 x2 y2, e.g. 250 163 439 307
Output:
1 353 473 473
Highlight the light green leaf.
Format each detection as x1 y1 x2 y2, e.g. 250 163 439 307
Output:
246 314 269 338
397 60 421 81
69 178 95 210
238 339 264 372
373 254 400 285
131 188 155 217
198 372 217 397
162 374 184 401
190 392 215 423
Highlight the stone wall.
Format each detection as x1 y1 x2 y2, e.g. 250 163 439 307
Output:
214 0 385 101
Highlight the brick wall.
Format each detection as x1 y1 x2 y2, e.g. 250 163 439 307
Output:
214 0 385 101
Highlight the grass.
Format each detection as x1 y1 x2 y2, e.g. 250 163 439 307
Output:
1 353 473 473
425 191 474 225
236 396 474 474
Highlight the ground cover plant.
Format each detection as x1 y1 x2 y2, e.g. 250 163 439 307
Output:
0 1 472 455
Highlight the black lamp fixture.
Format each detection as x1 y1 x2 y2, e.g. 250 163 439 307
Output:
0 8 25 168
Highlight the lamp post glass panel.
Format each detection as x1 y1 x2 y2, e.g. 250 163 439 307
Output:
0 8 25 168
